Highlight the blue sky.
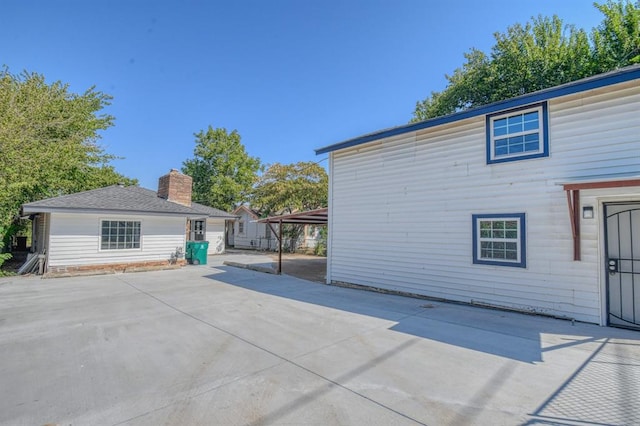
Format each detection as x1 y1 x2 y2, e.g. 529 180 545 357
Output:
2 1 604 189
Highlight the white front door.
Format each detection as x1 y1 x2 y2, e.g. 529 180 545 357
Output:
191 220 206 241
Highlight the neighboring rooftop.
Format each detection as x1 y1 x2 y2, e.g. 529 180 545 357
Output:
233 205 260 218
22 184 235 218
191 201 237 218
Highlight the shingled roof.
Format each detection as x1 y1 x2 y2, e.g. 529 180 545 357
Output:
191 201 237 218
22 185 236 218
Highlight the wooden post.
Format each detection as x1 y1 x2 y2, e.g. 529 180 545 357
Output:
572 189 581 261
566 189 581 261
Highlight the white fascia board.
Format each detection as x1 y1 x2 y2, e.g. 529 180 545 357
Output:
21 206 193 218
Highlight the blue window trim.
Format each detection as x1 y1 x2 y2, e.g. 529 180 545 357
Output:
472 213 526 268
486 102 549 164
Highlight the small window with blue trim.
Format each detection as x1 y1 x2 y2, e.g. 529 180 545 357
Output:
486 103 548 164
472 213 526 268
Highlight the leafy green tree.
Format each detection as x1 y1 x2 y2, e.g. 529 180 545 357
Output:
591 0 640 72
313 226 328 256
250 161 328 253
0 67 135 270
490 15 592 99
412 1 639 122
250 161 328 216
182 126 261 212
413 49 496 119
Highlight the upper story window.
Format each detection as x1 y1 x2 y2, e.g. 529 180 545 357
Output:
486 102 548 164
101 220 141 250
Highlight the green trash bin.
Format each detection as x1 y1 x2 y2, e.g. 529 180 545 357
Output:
185 241 196 264
186 241 209 265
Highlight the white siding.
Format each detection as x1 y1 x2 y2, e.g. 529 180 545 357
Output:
329 82 640 324
205 218 226 255
233 211 272 249
47 213 186 268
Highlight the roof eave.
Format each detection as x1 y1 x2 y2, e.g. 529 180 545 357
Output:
21 206 196 217
315 65 640 155
205 214 239 219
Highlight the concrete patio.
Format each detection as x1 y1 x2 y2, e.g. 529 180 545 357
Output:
0 253 638 425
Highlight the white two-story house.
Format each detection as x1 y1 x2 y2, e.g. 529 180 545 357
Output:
316 66 640 329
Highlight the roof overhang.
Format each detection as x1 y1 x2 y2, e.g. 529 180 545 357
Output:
20 206 205 219
557 174 640 191
201 215 240 220
558 174 640 261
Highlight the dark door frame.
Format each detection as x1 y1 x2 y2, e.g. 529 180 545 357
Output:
604 201 640 330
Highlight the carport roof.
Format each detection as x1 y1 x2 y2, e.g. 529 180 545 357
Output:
256 208 328 225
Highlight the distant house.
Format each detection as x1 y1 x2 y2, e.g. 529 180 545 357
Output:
300 225 322 251
316 65 640 329
229 206 276 250
21 169 235 276
229 205 322 252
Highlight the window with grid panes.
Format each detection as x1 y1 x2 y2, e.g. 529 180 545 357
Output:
100 220 141 250
486 103 548 164
472 213 526 268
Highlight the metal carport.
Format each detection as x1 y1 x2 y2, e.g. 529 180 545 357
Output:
255 207 328 274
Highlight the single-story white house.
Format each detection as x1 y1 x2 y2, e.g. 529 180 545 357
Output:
21 169 236 276
316 65 640 329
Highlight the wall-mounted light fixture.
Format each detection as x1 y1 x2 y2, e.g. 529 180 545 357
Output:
582 206 594 219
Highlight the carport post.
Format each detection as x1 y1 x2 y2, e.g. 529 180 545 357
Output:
278 219 282 274
265 220 283 275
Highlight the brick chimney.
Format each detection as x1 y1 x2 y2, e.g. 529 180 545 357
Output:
157 169 193 207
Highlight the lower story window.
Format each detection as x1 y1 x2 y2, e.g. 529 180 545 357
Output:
472 213 526 268
101 220 141 250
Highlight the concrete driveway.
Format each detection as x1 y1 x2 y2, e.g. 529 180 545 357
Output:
223 249 327 283
1 255 639 425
